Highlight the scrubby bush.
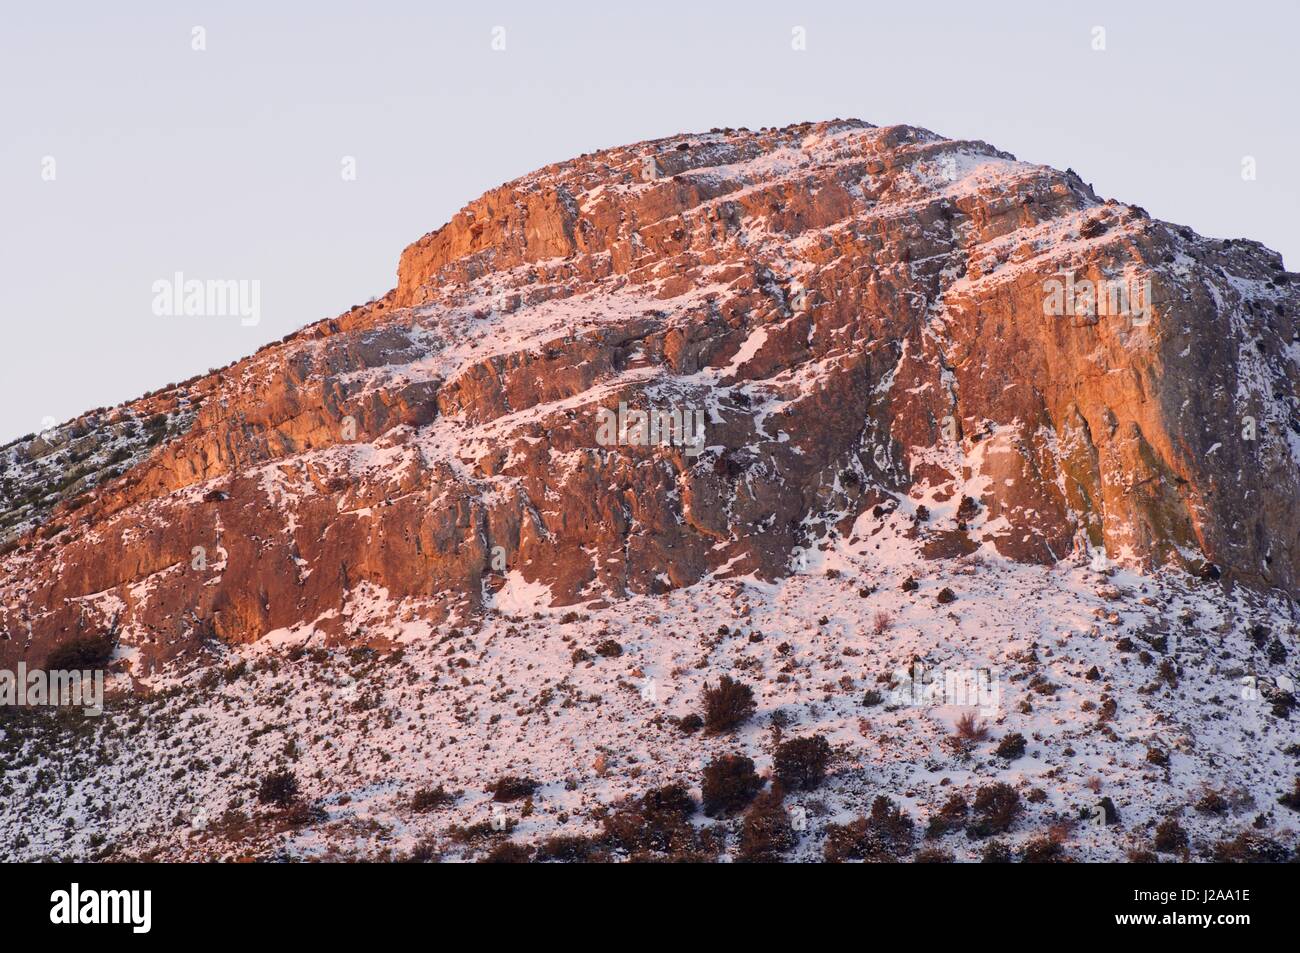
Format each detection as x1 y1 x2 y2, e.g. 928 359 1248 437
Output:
953 712 989 743
1195 789 1229 815
967 783 1020 838
1153 817 1187 853
1022 834 1067 863
702 676 756 734
980 840 1013 863
677 713 703 733
1212 831 1291 863
824 796 914 862
1277 776 1300 812
913 846 955 863
411 785 455 812
772 734 832 790
993 732 1026 761
736 786 795 863
480 841 534 863
925 793 969 839
533 834 606 863
701 754 762 817
256 769 299 807
603 783 698 854
491 776 539 802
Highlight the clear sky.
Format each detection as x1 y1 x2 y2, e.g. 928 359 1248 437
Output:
2 0 1296 443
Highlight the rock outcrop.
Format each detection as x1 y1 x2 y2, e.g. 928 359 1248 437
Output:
3 119 1298 672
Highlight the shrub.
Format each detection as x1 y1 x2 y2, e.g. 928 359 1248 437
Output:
1195 789 1229 815
594 639 623 658
1277 776 1300 812
677 713 704 733
282 802 326 828
925 793 968 839
967 783 1020 838
534 834 606 863
1022 836 1066 863
491 776 539 802
913 846 955 863
980 840 1013 863
702 676 756 734
480 841 533 863
953 712 989 743
1212 831 1291 863
701 755 762 817
737 787 795 863
872 611 893 635
993 732 1026 761
604 783 698 854
45 632 115 671
823 796 914 862
772 735 832 790
256 769 299 807
411 785 455 812
1153 818 1187 853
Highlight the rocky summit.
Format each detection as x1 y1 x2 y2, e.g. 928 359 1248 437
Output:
2 120 1299 862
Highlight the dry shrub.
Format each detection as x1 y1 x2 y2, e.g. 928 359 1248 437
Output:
737 786 795 863
604 783 698 854
1153 817 1187 853
256 769 299 807
479 841 534 863
1022 833 1068 863
967 783 1020 838
491 776 539 802
411 785 455 812
1212 831 1291 863
701 755 762 817
924 793 968 839
993 732 1026 761
772 734 832 790
824 795 914 862
702 676 756 734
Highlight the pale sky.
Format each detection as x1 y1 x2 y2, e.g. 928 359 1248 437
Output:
2 0 1296 442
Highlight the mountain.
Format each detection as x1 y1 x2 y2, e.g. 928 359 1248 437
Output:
2 120 1298 862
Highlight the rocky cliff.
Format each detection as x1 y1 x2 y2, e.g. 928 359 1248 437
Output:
3 119 1298 673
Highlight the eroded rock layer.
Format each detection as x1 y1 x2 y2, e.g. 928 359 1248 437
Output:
3 119 1298 671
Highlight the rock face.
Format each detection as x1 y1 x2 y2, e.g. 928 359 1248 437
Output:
3 119 1298 672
